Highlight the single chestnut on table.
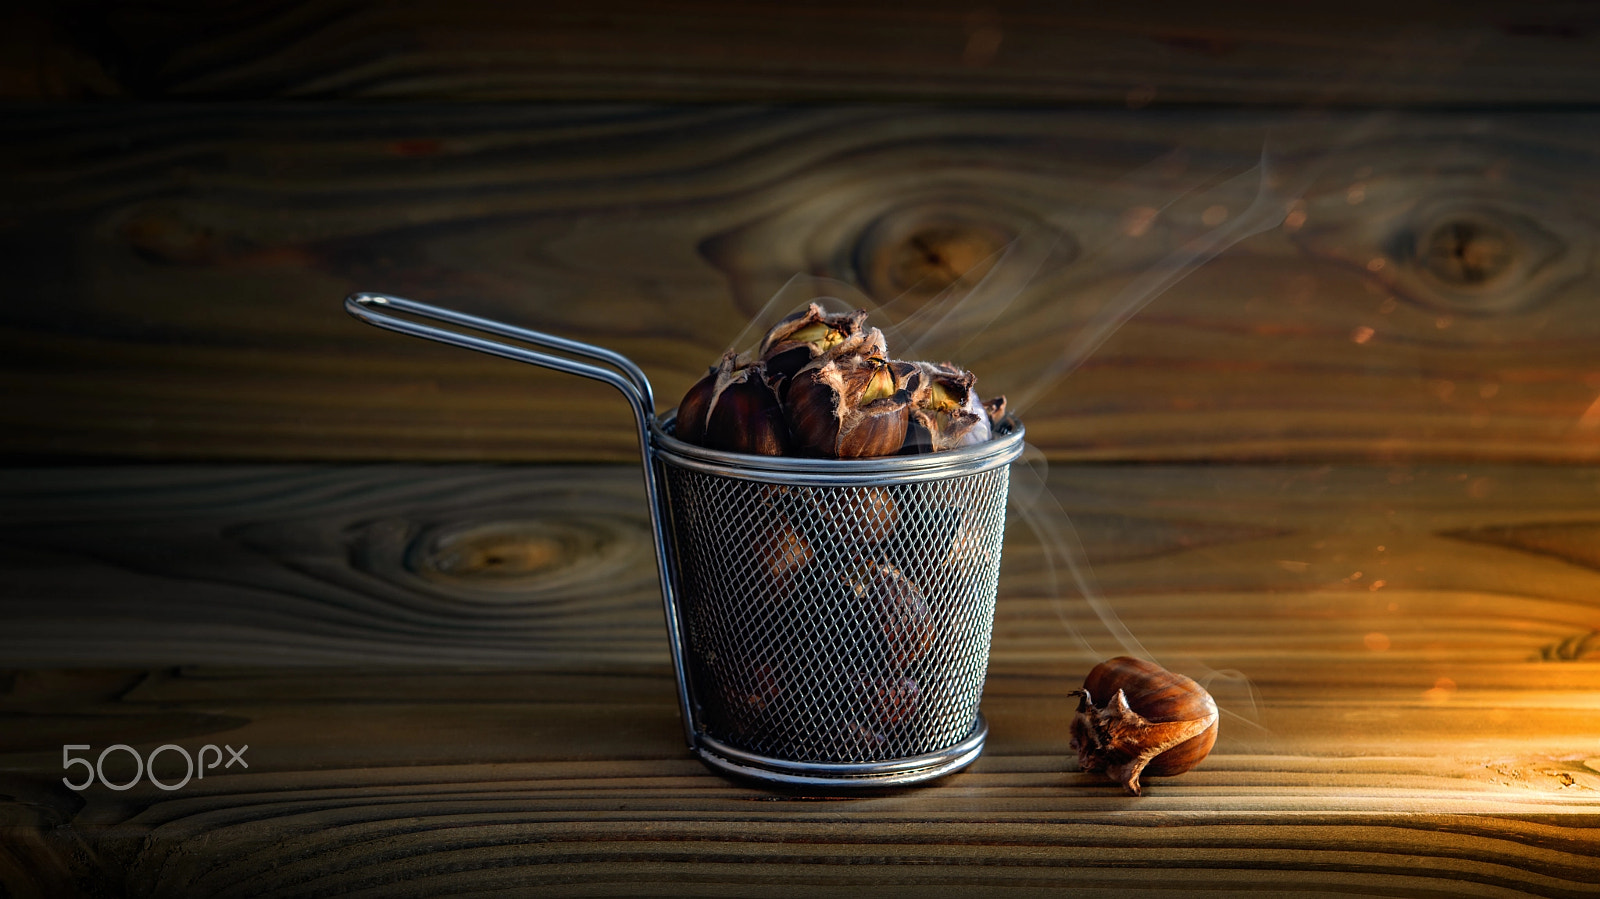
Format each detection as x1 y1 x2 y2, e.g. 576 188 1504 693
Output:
1069 656 1218 796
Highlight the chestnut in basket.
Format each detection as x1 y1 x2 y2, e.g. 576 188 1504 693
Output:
807 485 899 546
901 361 992 454
676 306 1007 460
785 330 915 459
758 514 814 586
844 561 935 669
675 352 791 455
856 673 921 728
758 303 866 392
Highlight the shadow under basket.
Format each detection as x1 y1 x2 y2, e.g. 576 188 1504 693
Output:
346 291 1025 788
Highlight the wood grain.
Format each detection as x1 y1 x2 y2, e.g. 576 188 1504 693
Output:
2 463 1599 894
7 1 1600 105
4 106 1599 463
3 463 1598 668
4 669 1600 897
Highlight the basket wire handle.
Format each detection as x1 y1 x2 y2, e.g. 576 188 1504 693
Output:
345 291 696 747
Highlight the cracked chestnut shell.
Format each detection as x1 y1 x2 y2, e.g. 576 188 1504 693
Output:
674 351 791 455
900 361 991 454
758 303 866 393
1069 656 1218 796
784 329 913 459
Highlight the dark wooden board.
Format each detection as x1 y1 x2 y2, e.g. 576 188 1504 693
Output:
2 463 1598 895
3 463 1599 668
5 107 1599 463
7 1 1600 105
4 667 1599 898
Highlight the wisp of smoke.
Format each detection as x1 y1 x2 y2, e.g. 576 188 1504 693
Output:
715 117 1393 738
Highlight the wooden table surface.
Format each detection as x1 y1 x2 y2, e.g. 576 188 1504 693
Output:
5 5 1600 894
2 462 1597 896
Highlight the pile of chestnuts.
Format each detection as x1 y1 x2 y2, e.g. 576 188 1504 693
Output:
703 489 955 754
1069 656 1219 796
673 304 1007 458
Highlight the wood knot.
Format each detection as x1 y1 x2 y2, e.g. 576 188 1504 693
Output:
1386 201 1583 315
1444 521 1600 573
122 205 226 266
120 202 306 267
336 508 658 608
407 520 595 590
1535 631 1597 662
1416 214 1516 289
852 204 1021 303
422 527 564 580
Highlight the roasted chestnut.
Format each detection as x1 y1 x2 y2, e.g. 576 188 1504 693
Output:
1069 656 1219 796
674 358 719 446
758 514 814 585
844 561 935 668
721 656 783 717
674 352 791 455
785 329 914 459
900 361 991 454
758 303 866 392
809 485 899 546
857 673 921 727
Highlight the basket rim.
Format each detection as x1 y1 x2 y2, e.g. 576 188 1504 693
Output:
650 412 1025 485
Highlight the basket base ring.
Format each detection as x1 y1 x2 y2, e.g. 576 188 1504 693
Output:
692 713 988 788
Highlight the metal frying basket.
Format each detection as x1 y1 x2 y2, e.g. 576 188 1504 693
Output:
347 292 1025 788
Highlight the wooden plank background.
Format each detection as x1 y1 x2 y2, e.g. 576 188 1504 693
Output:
7 1 1600 105
4 105 1599 463
4 3 1600 895
1 462 1598 895
3 463 1599 669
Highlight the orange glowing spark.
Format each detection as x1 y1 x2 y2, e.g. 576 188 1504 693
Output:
1351 326 1374 344
1121 206 1159 237
1282 201 1307 232
1578 392 1600 431
1422 677 1457 703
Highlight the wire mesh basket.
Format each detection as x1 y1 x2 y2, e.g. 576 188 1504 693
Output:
347 292 1025 788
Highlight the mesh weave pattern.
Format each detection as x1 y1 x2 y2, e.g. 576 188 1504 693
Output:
662 464 1010 764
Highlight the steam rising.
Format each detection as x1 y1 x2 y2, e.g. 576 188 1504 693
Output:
716 121 1396 738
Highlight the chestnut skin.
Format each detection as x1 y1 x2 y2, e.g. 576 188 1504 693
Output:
1071 656 1219 795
